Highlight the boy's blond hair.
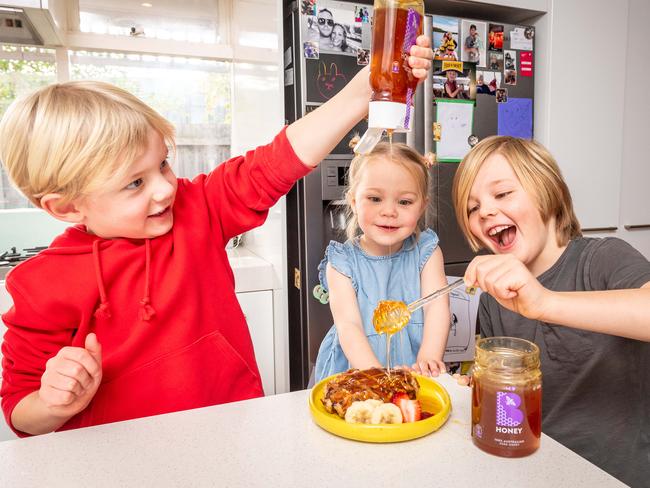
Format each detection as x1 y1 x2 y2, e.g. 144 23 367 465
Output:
452 135 581 252
0 80 175 207
345 142 431 241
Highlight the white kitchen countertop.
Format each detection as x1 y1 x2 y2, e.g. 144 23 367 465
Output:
0 374 625 488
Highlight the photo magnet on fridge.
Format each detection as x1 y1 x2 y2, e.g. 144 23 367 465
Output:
302 0 373 57
433 15 460 61
488 24 504 52
461 19 487 66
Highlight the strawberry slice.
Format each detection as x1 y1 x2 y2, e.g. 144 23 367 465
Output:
392 393 422 422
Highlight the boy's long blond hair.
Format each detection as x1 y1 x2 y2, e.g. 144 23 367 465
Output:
345 142 431 241
0 80 175 207
452 135 581 251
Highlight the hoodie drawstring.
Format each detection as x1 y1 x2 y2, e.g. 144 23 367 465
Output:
92 240 111 319
139 239 156 321
92 238 156 322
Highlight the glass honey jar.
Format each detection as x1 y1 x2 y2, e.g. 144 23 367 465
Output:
471 337 542 457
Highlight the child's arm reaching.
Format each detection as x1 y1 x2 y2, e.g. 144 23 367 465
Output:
465 254 650 342
10 333 103 435
412 247 451 376
286 35 433 167
326 264 383 370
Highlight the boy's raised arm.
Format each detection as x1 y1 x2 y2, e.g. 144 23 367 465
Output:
286 36 433 167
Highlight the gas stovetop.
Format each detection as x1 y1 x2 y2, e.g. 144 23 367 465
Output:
0 246 47 279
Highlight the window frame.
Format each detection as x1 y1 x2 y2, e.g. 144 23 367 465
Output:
0 0 280 250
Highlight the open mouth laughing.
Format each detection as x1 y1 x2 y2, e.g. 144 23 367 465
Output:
487 224 516 249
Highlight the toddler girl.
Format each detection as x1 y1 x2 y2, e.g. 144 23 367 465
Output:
314 143 450 382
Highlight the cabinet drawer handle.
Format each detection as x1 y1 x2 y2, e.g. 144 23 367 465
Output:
582 226 618 232
624 224 650 230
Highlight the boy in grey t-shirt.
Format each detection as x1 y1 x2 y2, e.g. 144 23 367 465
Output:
452 135 650 488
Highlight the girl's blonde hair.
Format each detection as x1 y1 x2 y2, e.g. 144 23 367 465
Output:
344 142 431 241
0 80 175 207
452 135 581 251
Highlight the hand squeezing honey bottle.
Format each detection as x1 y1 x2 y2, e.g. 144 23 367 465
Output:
354 0 425 154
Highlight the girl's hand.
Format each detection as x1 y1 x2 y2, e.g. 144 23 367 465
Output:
453 373 472 386
38 333 103 419
409 35 434 79
464 254 551 320
411 357 446 377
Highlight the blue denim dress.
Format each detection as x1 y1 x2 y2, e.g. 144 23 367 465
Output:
314 229 440 382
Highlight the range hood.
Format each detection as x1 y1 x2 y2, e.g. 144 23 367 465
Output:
0 1 65 46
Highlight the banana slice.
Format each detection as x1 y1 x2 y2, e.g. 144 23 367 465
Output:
363 399 384 409
370 403 403 424
344 400 377 424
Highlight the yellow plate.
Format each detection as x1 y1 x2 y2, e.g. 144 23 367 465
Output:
309 374 452 443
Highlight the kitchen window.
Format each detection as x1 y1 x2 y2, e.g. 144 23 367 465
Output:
69 50 232 181
0 45 57 210
0 44 233 251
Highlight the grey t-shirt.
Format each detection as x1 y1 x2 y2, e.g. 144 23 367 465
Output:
478 237 650 488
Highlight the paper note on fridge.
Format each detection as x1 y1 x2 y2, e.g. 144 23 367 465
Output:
436 99 474 162
443 276 481 362
510 27 533 50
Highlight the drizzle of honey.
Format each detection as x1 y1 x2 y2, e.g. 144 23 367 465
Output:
386 128 394 145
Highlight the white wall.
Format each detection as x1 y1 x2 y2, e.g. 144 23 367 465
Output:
530 0 650 258
230 0 291 394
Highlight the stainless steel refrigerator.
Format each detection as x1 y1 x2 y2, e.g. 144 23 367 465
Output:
283 0 535 390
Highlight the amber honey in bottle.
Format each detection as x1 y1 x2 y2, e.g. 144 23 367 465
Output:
472 337 542 457
370 2 423 105
354 0 424 155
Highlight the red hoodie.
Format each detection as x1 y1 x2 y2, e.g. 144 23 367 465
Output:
1 128 311 435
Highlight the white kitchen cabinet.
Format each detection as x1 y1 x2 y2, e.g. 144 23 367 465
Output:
236 290 275 396
541 0 627 230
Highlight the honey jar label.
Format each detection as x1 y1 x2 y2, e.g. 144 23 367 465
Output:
495 391 524 433
472 383 541 456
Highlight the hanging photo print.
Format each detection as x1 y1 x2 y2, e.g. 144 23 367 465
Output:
433 60 475 100
476 70 501 96
354 5 371 23
301 1 372 57
488 52 503 71
461 20 487 66
505 69 517 85
488 24 504 51
433 15 460 61
300 0 317 15
504 50 516 70
304 41 319 59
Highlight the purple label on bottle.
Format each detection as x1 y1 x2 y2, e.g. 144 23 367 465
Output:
401 8 420 130
402 8 420 54
496 391 524 427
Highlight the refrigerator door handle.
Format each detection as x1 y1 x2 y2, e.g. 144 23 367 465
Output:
424 14 433 156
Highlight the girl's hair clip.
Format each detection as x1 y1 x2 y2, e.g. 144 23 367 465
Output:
423 152 436 168
348 133 361 150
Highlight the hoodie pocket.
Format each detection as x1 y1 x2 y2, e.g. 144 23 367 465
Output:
78 330 263 428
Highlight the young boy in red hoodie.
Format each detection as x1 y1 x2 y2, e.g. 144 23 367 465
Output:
0 38 434 437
